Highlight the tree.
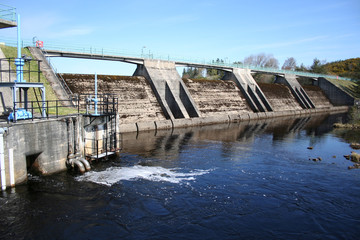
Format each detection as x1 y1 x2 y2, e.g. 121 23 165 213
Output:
265 57 279 68
295 63 308 72
182 67 205 79
243 53 279 69
206 58 226 79
310 58 327 74
282 57 297 71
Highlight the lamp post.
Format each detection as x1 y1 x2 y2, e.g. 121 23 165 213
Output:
141 46 146 58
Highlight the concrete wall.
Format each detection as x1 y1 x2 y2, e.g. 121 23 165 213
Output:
0 117 83 185
315 77 354 106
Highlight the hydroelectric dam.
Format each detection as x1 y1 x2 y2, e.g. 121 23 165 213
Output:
0 44 354 190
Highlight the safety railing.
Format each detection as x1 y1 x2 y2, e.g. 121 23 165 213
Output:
41 48 73 97
84 133 121 160
0 37 354 81
77 94 118 116
0 4 16 22
10 98 78 122
0 58 42 83
9 94 118 122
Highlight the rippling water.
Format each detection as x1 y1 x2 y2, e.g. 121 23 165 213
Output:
1 114 360 240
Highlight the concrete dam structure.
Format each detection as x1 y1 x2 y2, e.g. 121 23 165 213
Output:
58 66 350 133
0 46 354 189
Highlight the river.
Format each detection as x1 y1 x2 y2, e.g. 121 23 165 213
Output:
1 113 359 240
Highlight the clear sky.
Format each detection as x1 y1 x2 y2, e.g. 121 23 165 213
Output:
1 0 359 75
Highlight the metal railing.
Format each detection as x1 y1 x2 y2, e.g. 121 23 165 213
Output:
9 94 118 122
0 4 16 22
77 94 118 115
84 132 121 160
41 48 73 97
0 58 42 83
11 99 78 122
0 37 354 81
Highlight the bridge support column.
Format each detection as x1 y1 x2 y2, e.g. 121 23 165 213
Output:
223 68 272 112
133 59 200 120
275 74 315 109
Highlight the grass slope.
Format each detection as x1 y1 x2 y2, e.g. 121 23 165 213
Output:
0 45 78 115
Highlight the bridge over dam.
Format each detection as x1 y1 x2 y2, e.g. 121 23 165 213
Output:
29 47 353 132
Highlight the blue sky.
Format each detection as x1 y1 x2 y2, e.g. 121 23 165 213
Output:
1 0 359 75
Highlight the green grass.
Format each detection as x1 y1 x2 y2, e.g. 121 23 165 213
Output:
0 45 79 115
327 78 360 99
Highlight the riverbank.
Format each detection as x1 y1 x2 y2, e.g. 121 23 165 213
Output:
333 106 360 129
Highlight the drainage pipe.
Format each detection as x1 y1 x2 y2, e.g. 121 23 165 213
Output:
67 118 74 158
79 158 91 172
75 151 91 172
72 159 85 174
9 149 14 187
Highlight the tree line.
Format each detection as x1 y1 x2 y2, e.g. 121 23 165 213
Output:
182 53 360 81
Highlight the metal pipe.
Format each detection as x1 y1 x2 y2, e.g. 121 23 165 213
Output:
41 87 46 118
79 158 91 172
15 14 24 83
66 118 74 157
8 148 14 187
72 159 85 174
0 129 6 191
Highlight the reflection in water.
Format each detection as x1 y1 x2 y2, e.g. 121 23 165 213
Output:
1 112 359 240
121 113 353 160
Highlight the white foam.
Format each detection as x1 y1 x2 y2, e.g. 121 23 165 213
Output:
76 165 212 186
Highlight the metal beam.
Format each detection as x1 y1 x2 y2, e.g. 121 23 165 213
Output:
43 49 144 65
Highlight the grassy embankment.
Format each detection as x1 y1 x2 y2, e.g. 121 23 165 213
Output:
0 45 78 116
327 78 360 127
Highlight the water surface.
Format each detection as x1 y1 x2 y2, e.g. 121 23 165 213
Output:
1 113 359 240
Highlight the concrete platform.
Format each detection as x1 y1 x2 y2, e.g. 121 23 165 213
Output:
89 151 115 160
0 19 16 29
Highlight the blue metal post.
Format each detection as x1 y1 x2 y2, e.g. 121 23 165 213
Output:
15 14 24 83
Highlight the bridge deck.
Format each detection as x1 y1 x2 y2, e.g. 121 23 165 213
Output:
42 48 348 80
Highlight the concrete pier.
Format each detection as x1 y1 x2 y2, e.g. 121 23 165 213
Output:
223 68 273 112
275 74 315 109
133 59 200 120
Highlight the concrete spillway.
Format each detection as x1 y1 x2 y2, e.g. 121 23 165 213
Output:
59 72 350 132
